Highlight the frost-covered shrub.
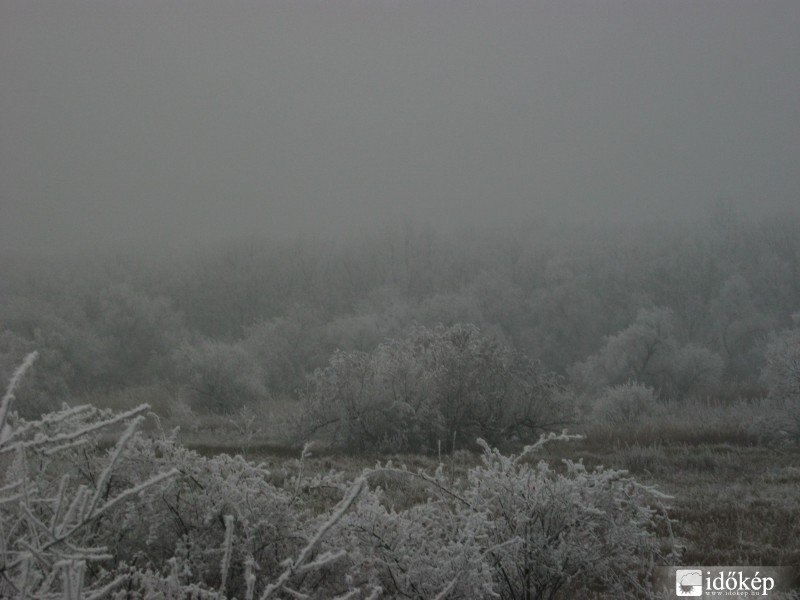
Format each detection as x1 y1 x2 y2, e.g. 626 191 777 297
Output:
593 382 660 425
101 435 301 595
46 427 386 599
760 322 800 442
0 353 373 599
0 353 179 599
329 485 497 599
763 321 800 402
465 437 672 600
299 324 569 452
327 434 674 600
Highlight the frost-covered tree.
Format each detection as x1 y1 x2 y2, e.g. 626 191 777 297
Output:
298 324 569 452
762 318 800 441
763 320 800 402
174 337 267 413
0 310 110 418
668 343 724 398
243 307 328 399
571 308 677 392
95 284 186 386
572 307 723 399
711 274 771 383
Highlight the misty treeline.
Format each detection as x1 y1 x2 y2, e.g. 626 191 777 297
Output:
1 211 799 446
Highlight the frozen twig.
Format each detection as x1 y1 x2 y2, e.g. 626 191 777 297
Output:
0 351 38 445
219 515 235 599
260 477 366 599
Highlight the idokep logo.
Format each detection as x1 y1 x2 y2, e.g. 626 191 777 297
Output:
676 569 703 596
657 566 798 598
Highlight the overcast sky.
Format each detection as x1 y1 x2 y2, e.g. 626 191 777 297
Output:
1 0 799 254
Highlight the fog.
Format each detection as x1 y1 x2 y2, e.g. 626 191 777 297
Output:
2 0 799 255
4 5 800 591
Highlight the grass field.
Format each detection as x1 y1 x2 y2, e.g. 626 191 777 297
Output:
173 419 800 570
540 439 800 566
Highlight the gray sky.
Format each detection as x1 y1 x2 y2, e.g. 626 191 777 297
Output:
2 0 799 254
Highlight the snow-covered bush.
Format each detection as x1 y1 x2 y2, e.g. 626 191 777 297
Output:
593 382 660 425
763 321 800 402
760 320 800 442
329 433 674 600
100 436 301 596
329 481 497 599
0 353 372 599
466 437 672 600
0 353 179 598
298 324 570 452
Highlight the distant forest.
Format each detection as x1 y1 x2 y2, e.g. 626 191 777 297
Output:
2 209 799 422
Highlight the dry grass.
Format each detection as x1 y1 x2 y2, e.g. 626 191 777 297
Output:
82 387 800 569
236 434 800 569
496 437 800 568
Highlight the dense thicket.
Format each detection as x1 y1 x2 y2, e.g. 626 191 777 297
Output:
1 212 798 422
